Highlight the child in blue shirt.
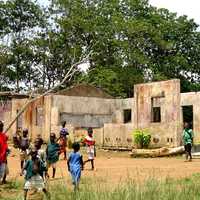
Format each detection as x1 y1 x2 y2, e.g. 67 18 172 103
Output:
67 142 83 191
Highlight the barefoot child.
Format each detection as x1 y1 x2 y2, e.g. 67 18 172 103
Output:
84 127 95 170
22 148 49 200
46 133 60 178
67 142 83 191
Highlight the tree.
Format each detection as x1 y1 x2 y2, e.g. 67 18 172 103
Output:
0 0 45 91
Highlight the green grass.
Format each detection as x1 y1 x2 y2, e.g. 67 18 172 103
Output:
2 174 200 200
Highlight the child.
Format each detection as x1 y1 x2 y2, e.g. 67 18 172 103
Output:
183 122 193 162
22 148 50 200
0 121 8 184
83 127 95 170
35 134 44 147
58 121 69 160
19 129 30 170
13 127 22 149
67 142 83 191
46 133 60 178
34 137 47 179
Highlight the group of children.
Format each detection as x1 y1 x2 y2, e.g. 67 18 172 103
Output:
11 122 96 199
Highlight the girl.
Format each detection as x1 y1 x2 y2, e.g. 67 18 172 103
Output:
67 142 83 191
83 127 95 170
58 121 69 160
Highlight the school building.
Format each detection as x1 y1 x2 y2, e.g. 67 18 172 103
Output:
0 79 199 149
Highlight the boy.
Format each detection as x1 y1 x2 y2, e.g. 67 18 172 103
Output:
22 148 50 200
46 133 60 178
183 122 193 162
19 129 30 170
34 137 47 178
35 134 44 148
83 127 95 170
0 121 8 184
67 142 83 191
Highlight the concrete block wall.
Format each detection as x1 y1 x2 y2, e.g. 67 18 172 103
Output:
133 79 181 147
181 92 200 143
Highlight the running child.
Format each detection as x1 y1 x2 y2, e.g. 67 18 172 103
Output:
46 133 60 178
21 148 50 200
83 127 95 170
67 142 83 191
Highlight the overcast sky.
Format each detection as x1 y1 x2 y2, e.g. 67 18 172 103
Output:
149 0 200 25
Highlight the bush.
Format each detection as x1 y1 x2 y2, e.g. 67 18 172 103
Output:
133 129 151 149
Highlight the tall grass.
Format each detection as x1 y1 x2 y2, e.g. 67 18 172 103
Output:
50 174 200 200
2 174 200 200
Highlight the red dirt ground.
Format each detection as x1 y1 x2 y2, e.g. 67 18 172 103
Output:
6 147 200 186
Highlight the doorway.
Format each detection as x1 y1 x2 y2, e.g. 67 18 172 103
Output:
182 105 193 129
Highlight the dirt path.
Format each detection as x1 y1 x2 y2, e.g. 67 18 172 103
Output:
6 148 200 186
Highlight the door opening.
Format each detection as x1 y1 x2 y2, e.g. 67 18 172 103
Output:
182 105 193 129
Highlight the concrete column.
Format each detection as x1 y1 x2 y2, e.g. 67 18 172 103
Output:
44 95 52 141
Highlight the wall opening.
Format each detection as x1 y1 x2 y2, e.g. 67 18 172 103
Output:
123 109 132 123
151 97 162 123
16 109 23 129
182 105 193 129
36 107 44 127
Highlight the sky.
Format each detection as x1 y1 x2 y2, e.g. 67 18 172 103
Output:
149 0 200 25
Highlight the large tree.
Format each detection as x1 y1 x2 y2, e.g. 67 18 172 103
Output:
1 0 200 96
51 0 200 97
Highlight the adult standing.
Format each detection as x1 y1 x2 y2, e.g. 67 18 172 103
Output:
183 122 193 162
0 121 8 184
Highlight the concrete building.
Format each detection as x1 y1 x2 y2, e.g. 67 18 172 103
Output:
1 80 199 148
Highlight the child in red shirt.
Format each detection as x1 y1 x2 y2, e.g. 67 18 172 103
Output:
0 121 8 184
83 128 95 170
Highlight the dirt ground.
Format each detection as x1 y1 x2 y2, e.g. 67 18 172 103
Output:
6 147 200 187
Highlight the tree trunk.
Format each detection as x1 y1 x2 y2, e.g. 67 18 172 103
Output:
130 146 185 158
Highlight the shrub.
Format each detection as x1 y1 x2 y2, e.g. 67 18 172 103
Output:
133 129 151 149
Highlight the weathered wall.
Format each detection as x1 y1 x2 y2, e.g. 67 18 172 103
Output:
50 96 134 147
0 100 12 136
11 96 51 141
133 79 181 147
103 123 134 148
181 92 200 143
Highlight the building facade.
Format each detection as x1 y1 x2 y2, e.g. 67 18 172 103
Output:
2 80 199 148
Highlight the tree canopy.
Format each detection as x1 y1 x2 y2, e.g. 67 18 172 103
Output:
1 0 200 97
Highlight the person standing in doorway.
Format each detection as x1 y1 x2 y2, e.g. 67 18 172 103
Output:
183 122 193 162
